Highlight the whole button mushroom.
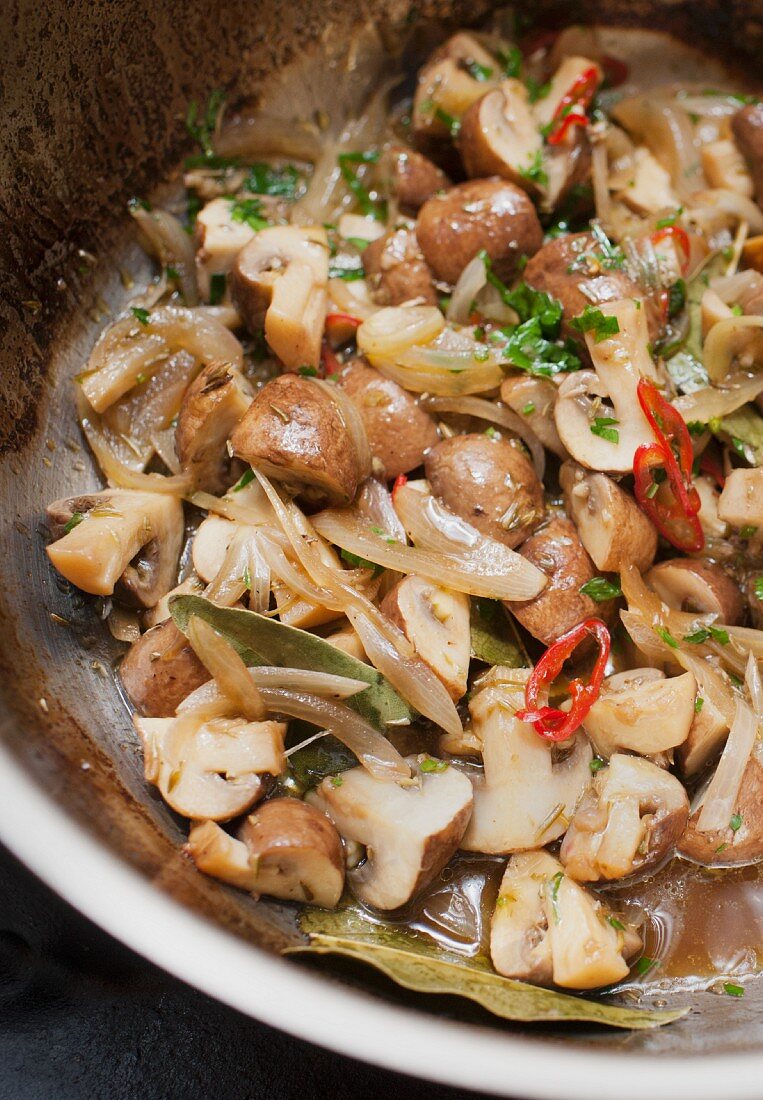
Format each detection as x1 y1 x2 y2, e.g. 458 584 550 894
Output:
387 145 450 214
362 227 438 307
120 619 210 718
731 103 763 206
424 432 545 550
416 178 543 285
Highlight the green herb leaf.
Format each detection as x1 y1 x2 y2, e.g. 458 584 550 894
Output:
526 78 551 104
328 256 365 281
329 774 344 788
298 365 318 377
590 416 620 444
464 58 493 81
655 626 679 649
63 512 84 535
754 577 763 601
667 278 687 318
131 307 150 326
548 871 564 923
185 89 225 156
608 916 626 931
655 208 683 229
480 261 563 338
231 468 255 492
695 696 704 714
470 598 527 667
590 757 606 774
170 596 413 730
580 576 622 601
344 236 371 252
288 907 687 1029
229 197 271 232
683 625 729 646
740 525 758 539
338 150 387 221
723 982 745 997
209 272 226 306
419 755 449 773
243 162 301 199
434 106 461 137
519 149 548 188
340 547 384 577
730 812 743 832
635 956 658 976
712 405 763 466
499 317 581 378
497 44 522 78
570 305 620 343
522 402 536 415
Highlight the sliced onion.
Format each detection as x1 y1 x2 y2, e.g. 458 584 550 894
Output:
257 532 340 608
697 693 757 833
423 395 545 480
373 338 505 396
703 316 763 381
327 276 379 320
447 254 488 325
179 665 370 705
357 478 407 544
185 615 268 721
187 488 274 526
312 502 547 600
690 189 763 236
204 526 253 607
711 269 763 304
674 373 763 421
194 304 242 329
357 306 444 358
130 207 199 306
79 406 191 495
613 95 703 198
246 538 271 615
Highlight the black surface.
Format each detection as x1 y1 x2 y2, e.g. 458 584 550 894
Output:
0 844 495 1100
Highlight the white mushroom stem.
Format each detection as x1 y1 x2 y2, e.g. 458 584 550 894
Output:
583 669 697 758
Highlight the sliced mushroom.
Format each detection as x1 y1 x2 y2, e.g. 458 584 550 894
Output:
186 798 345 906
120 619 210 717
324 622 368 662
701 139 754 198
230 374 370 506
336 358 439 480
194 197 257 300
415 178 543 285
508 516 612 646
731 103 763 206
424 432 545 550
381 575 470 701
694 474 729 539
461 666 592 854
491 850 641 989
46 489 183 607
530 57 600 212
701 288 734 338
307 755 473 910
135 711 286 821
458 80 544 195
615 147 679 215
718 468 763 528
560 754 689 882
191 515 241 582
412 33 500 143
175 362 253 493
554 298 657 474
387 145 450 214
647 558 744 625
560 461 657 573
676 692 730 779
679 746 763 866
362 227 437 307
500 375 568 460
583 669 697 759
230 225 328 370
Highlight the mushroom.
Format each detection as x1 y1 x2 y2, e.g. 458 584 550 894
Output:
415 178 543 285
553 298 658 474
701 288 734 338
324 622 368 662
120 619 210 717
701 139 754 198
615 147 680 215
194 197 257 300
560 461 658 573
508 516 612 646
307 755 473 910
582 668 697 759
491 850 641 989
560 754 689 883
186 798 345 907
647 558 744 625
500 375 568 460
679 746 763 866
731 103 763 206
523 233 660 348
387 145 450 214
362 227 437 307
230 225 329 370
424 432 545 550
676 693 731 779
230 373 370 506
461 666 592 854
458 79 544 195
411 32 500 143
718 468 763 528
46 489 183 608
336 358 439 480
135 711 286 821
175 361 253 493
381 575 470 701
695 474 729 539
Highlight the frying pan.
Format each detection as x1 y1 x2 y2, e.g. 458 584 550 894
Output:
2 1 763 1096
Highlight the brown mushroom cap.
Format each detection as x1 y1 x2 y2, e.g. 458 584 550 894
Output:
523 232 660 346
416 178 543 285
120 619 210 717
424 432 545 550
336 359 439 480
388 145 450 214
507 515 613 646
458 80 544 195
175 362 252 493
731 104 763 207
362 227 437 307
229 373 368 506
679 749 763 866
647 558 744 625
560 461 658 573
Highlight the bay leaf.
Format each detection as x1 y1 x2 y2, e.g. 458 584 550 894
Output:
170 595 413 730
288 906 688 1030
470 599 528 667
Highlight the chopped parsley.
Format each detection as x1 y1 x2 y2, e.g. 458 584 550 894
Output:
166 265 180 282
500 317 581 377
695 696 704 714
185 88 225 157
340 548 383 577
328 256 365 281
655 208 684 229
229 197 271 232
242 565 251 590
419 756 450 773
723 982 745 997
338 150 387 220
580 576 622 601
740 525 758 539
730 812 743 833
130 307 150 325
754 577 763 601
570 305 620 343
480 259 564 337
329 775 344 788
683 625 729 646
607 916 626 932
526 77 551 103
590 416 620 444
635 956 658 976
686 420 707 437
519 149 548 188
243 162 301 199
435 106 461 137
667 278 687 318
655 626 679 649
522 402 536 416
344 236 371 252
209 272 226 305
463 58 493 82
231 468 255 492
497 44 522 78
63 512 84 535
298 365 318 377
590 757 606 774
548 871 564 923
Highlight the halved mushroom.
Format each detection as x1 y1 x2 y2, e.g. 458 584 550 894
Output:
387 145 450 214
415 178 543 285
135 711 286 821
381 575 470 701
307 755 473 910
491 850 641 989
530 57 601 212
187 798 345 906
554 298 658 474
46 489 183 607
336 359 439 480
461 666 592 854
676 689 731 779
615 147 679 215
458 80 544 195
500 375 568 460
194 197 257 300
424 432 545 550
412 33 500 142
560 754 689 883
362 227 437 307
647 558 744 625
679 745 763 866
175 362 253 493
120 619 210 717
508 516 612 646
731 103 763 206
230 225 329 370
718 468 763 529
583 669 697 759
560 461 658 573
230 374 370 506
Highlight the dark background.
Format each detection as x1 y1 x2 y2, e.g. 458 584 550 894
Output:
0 844 493 1100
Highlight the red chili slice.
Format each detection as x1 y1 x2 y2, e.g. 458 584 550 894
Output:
320 339 342 376
391 473 408 500
699 448 726 489
651 225 691 276
636 377 696 492
516 618 611 743
545 66 601 146
633 442 705 553
600 54 629 88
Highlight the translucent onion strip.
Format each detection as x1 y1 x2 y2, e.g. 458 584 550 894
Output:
447 254 488 325
697 696 757 833
373 345 505 396
702 315 763 382
674 373 763 422
423 395 545 480
131 206 199 306
357 306 445 358
178 666 371 705
185 615 268 721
